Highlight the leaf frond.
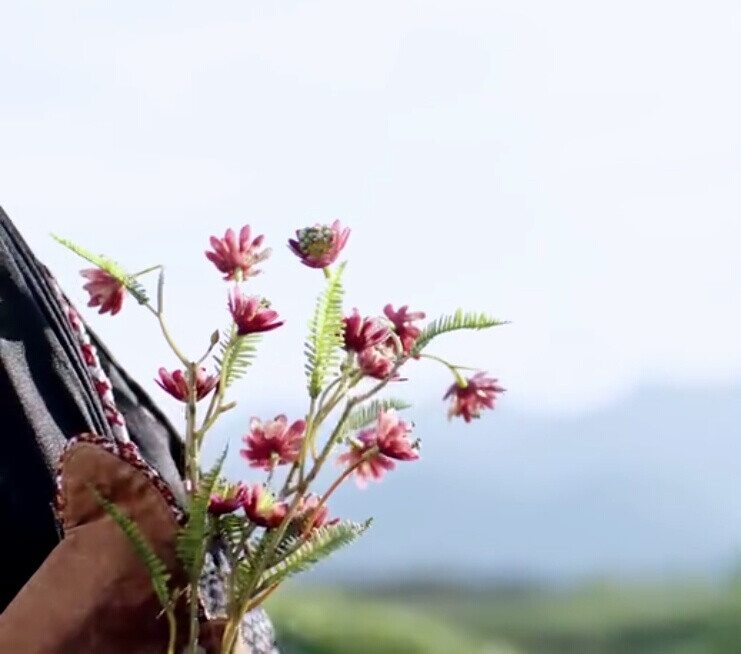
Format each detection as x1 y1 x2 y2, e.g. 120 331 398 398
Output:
305 263 346 398
52 235 149 305
412 310 507 355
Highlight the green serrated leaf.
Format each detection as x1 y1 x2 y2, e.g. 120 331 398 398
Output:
258 519 371 591
90 487 172 609
176 449 227 577
217 513 250 558
345 398 412 434
52 234 150 305
305 263 346 399
232 533 274 605
214 324 261 389
412 310 508 355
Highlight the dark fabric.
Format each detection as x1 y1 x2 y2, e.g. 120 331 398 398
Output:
0 206 185 609
0 207 111 610
88 328 186 506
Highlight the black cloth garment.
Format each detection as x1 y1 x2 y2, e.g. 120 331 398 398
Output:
0 206 186 610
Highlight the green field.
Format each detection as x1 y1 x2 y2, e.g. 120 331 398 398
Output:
266 580 741 653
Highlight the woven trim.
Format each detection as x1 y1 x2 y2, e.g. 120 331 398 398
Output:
45 270 131 443
54 433 186 525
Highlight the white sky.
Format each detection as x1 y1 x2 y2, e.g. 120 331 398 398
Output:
1 1 739 417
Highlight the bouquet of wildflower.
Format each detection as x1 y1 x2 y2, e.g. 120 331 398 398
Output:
55 221 506 654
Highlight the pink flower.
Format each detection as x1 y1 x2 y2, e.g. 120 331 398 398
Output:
337 435 395 489
155 367 219 402
374 409 419 461
80 268 126 316
293 494 339 531
240 415 306 470
205 225 271 281
444 372 505 422
228 288 283 335
357 344 397 380
383 304 426 355
208 483 248 516
288 220 350 269
343 309 390 353
338 409 418 488
241 484 288 528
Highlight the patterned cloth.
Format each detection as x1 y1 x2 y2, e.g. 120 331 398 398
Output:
46 270 280 654
200 550 280 654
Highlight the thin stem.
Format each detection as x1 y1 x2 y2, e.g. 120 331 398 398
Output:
197 323 237 441
294 397 317 488
300 456 368 539
185 363 201 653
197 330 221 366
317 376 343 415
250 582 281 608
165 608 177 654
221 620 238 654
420 353 467 386
132 264 163 278
160 317 190 366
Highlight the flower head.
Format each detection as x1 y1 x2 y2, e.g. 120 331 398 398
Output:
293 494 339 532
288 220 350 269
383 304 426 355
337 436 395 489
241 484 288 528
206 225 271 281
80 268 126 316
155 367 219 402
444 372 505 422
357 343 397 380
338 409 418 488
228 288 283 335
240 415 306 470
374 409 419 461
208 482 248 516
343 309 390 353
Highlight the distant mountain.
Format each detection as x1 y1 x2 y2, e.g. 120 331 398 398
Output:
208 382 741 584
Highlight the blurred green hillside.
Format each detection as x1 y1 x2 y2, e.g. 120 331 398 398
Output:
266 580 741 654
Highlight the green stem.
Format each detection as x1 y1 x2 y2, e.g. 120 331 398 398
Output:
185 363 201 654
156 312 190 366
221 620 238 654
420 353 467 387
132 264 162 278
165 608 177 654
197 323 237 441
282 387 322 496
299 454 370 539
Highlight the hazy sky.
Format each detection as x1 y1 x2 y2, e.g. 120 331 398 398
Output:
1 1 738 418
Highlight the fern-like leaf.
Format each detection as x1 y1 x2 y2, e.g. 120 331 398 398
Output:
412 309 508 355
305 263 346 398
258 519 370 591
91 487 172 609
232 533 273 605
217 513 249 556
345 398 412 433
52 235 150 305
214 325 261 389
176 450 227 577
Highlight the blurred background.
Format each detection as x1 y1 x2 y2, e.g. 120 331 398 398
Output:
2 2 740 652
